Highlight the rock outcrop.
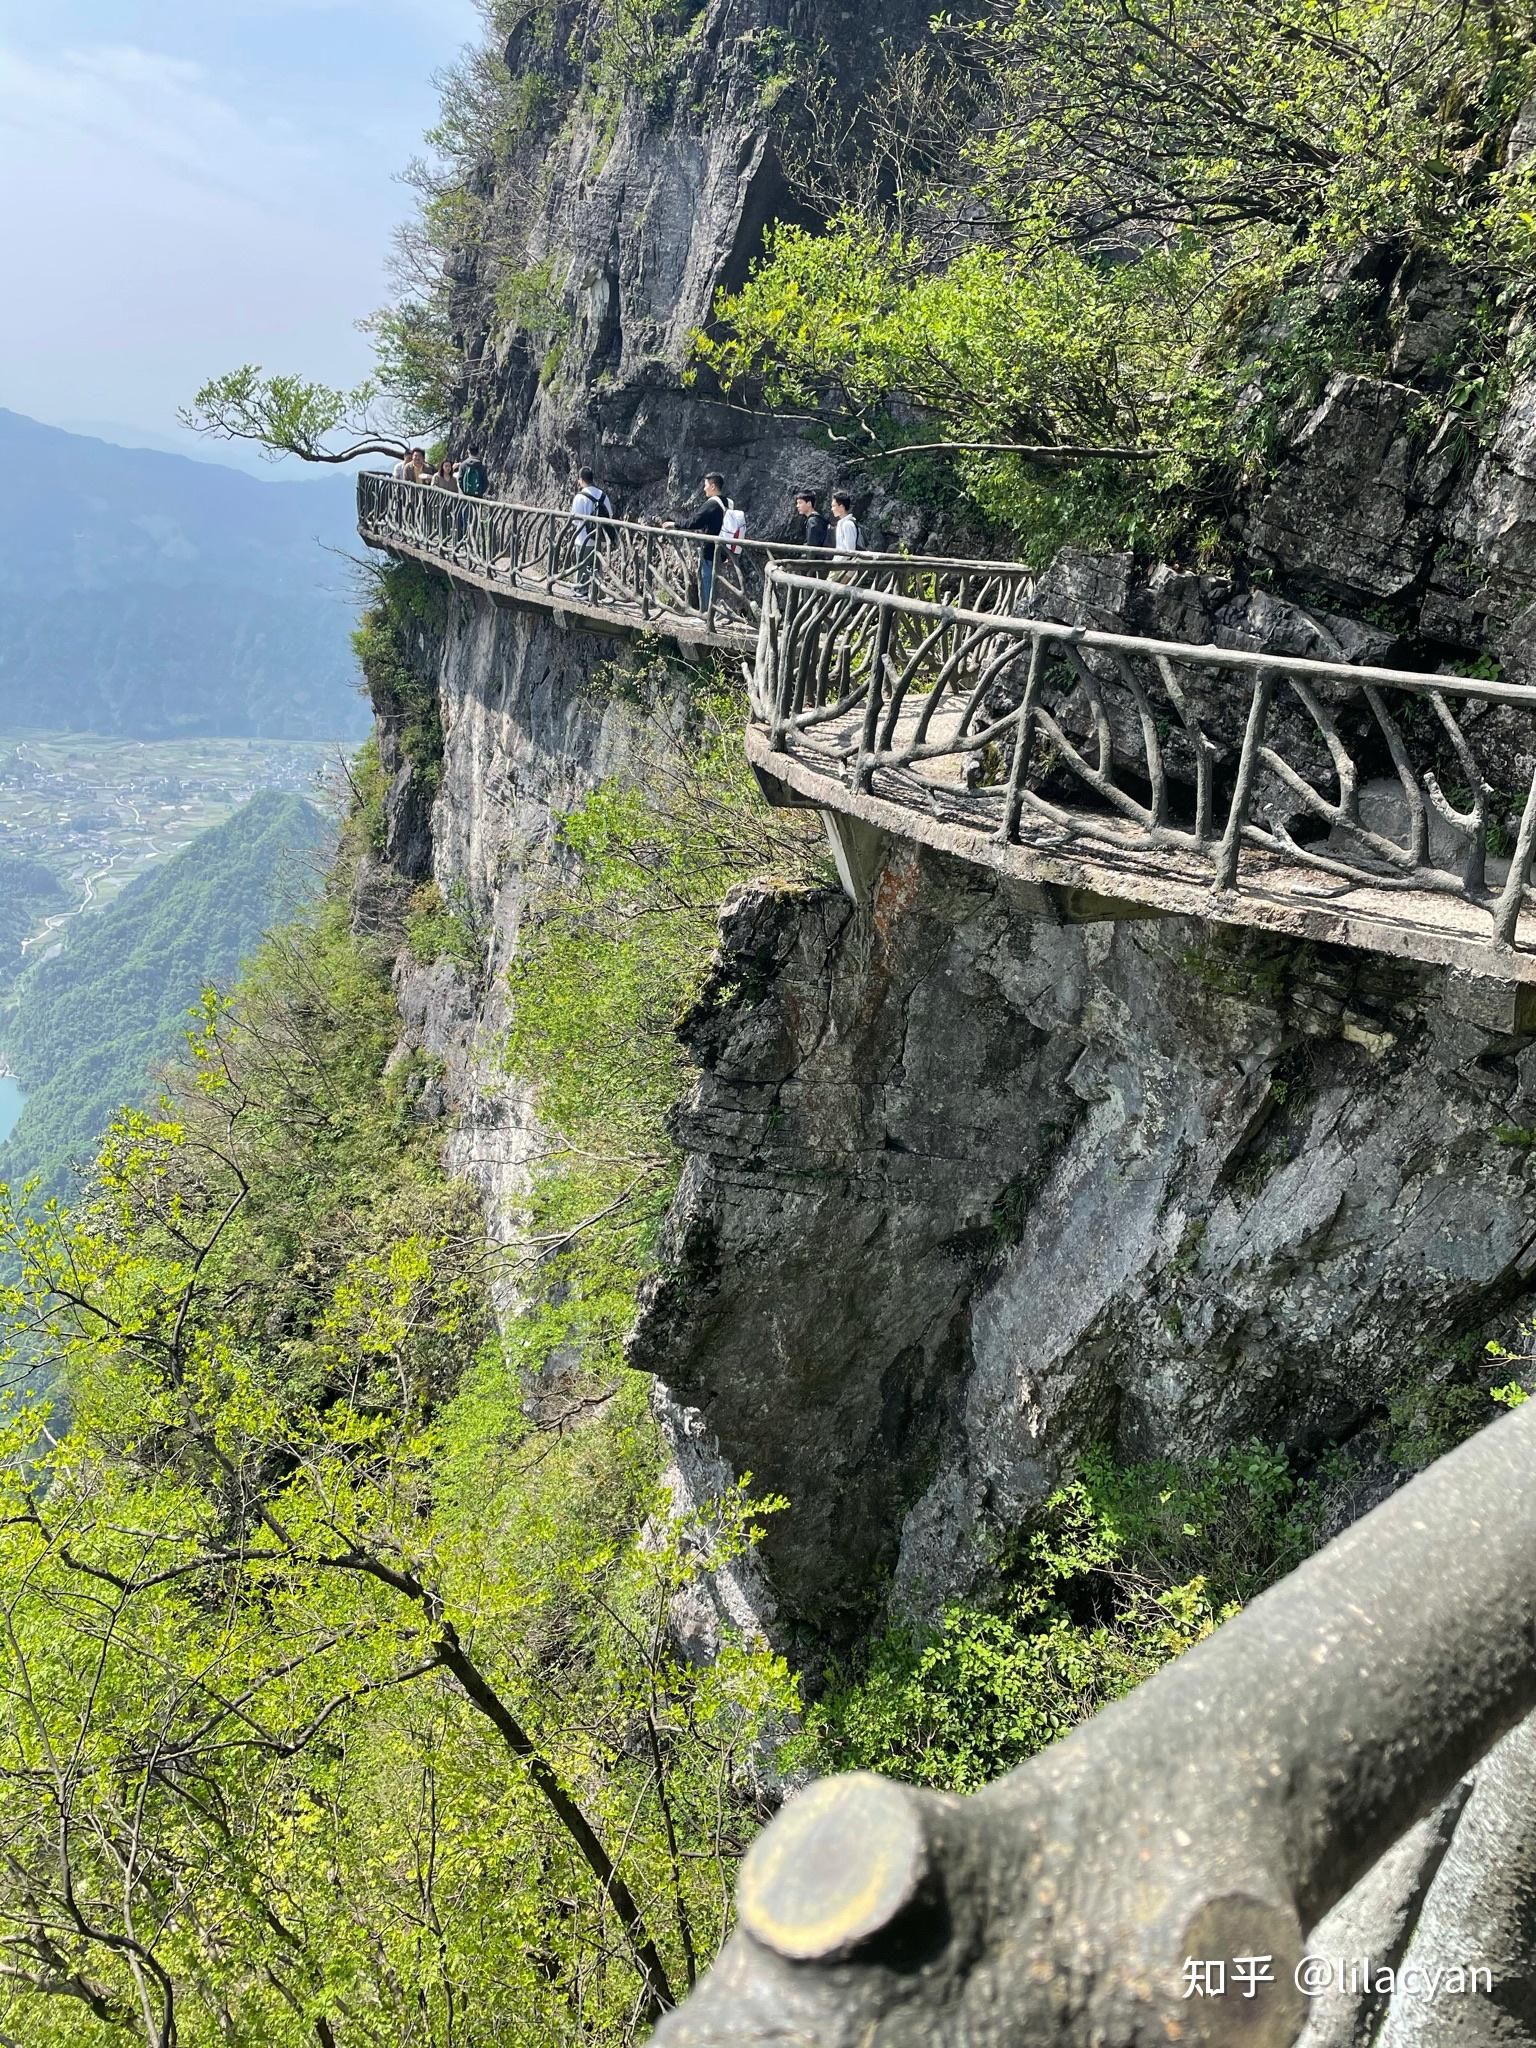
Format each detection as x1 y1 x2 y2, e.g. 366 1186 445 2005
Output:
629 847 1536 1637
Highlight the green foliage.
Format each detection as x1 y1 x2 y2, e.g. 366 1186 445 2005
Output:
504 672 826 1387
495 255 572 341
352 559 449 792
181 364 407 462
0 848 796 2044
358 298 463 429
406 878 484 970
582 0 711 117
962 0 1536 260
1385 1369 1512 1469
706 0 1536 554
793 1441 1318 1791
0 792 330 1200
0 852 65 988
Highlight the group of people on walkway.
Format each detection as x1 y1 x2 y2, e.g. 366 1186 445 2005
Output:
388 447 866 615
391 447 490 496
569 469 865 611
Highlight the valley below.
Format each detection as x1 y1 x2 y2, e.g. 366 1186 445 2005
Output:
0 732 342 966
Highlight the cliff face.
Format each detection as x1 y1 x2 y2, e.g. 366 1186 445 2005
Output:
369 24 1536 1648
454 0 926 529
630 855 1536 1639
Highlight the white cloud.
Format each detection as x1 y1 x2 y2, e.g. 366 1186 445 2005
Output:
0 40 322 211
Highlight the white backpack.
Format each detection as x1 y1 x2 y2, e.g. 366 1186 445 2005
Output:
720 503 747 554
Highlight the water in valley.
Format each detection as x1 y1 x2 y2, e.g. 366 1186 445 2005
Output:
0 1072 22 1144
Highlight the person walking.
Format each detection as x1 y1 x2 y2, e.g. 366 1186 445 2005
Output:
795 488 831 549
393 447 428 484
431 457 459 489
666 473 731 613
832 491 863 557
570 466 613 597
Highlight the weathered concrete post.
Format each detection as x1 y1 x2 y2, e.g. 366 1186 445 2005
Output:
655 1401 1536 2046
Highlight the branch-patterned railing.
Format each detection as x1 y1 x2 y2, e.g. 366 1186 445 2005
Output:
657 1400 1536 2046
752 568 1536 957
357 473 1037 643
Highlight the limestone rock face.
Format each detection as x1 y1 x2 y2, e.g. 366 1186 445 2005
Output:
1247 373 1466 606
457 0 927 536
629 844 1536 1638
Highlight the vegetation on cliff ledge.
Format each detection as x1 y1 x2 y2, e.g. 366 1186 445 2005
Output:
0 764 802 2045
700 0 1536 559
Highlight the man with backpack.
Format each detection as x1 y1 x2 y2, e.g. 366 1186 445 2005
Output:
570 466 613 597
665 473 741 616
795 488 831 549
458 455 489 498
832 490 863 557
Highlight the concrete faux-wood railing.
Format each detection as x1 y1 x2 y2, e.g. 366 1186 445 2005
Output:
654 1399 1536 2048
357 472 1035 652
358 473 1536 988
749 567 1536 988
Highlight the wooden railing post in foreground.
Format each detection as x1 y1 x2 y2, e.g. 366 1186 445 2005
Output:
655 1400 1536 2047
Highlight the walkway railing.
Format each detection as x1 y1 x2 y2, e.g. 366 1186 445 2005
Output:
750 567 1536 970
657 1399 1536 2046
358 473 1536 972
357 473 1037 646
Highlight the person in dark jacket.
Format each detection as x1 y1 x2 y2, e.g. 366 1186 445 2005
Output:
794 488 831 549
667 473 729 612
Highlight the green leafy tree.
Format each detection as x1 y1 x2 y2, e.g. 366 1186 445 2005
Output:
0 861 796 2045
179 367 412 465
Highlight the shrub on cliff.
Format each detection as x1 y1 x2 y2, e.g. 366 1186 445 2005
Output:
700 0 1536 558
0 830 795 2045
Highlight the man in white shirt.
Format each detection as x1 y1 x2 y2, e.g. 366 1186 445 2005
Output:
832 491 862 556
570 466 612 596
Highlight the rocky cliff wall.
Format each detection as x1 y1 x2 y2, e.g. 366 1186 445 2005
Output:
629 851 1536 1640
364 15 1536 1655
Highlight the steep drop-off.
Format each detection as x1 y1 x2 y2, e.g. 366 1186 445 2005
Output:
360 21 1536 1649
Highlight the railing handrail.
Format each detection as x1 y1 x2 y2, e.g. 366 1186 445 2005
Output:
356 470 1041 581
764 563 1536 709
656 1398 1536 2044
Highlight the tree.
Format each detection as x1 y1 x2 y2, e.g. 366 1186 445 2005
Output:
0 884 795 2047
179 368 413 466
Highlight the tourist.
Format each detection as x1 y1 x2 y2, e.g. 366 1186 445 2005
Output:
795 488 831 549
570 466 613 597
393 447 428 484
832 491 863 557
665 473 732 613
431 457 459 490
457 454 489 498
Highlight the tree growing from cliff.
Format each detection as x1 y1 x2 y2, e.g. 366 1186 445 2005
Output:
0 880 795 2046
181 366 413 465
701 0 1536 552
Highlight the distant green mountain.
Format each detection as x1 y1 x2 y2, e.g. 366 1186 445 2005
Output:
0 854 66 987
0 792 332 1197
0 410 369 742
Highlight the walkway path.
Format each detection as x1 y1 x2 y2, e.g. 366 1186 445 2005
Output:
359 475 1536 987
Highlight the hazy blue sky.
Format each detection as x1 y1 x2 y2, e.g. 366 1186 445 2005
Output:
0 0 481 468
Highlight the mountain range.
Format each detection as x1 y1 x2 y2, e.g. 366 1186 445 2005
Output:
0 411 370 740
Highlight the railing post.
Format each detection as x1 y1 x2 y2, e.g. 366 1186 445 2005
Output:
1216 669 1274 891
545 515 558 592
855 605 893 795
999 639 1045 845
769 581 799 750
641 531 655 620
1493 762 1536 948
